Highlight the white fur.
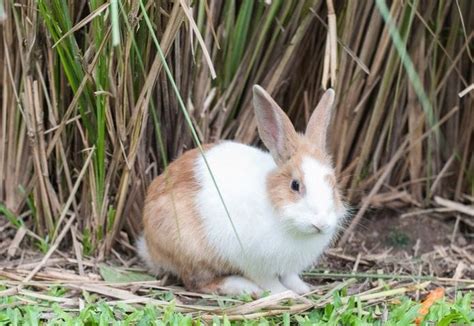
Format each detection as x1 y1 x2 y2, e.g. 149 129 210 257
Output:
280 273 311 294
194 141 343 293
218 276 262 295
136 236 153 270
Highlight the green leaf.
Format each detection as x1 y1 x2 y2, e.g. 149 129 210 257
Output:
99 265 156 283
0 203 23 228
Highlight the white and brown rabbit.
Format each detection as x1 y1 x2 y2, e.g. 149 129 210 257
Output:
137 85 346 296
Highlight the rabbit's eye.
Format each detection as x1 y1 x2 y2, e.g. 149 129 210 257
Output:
290 180 300 192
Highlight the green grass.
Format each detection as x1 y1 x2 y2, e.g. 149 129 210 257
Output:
1 287 472 325
387 230 411 247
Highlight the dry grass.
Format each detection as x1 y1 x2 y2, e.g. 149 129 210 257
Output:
0 240 473 321
0 0 473 259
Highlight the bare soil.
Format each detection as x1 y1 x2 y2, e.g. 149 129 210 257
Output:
347 210 464 255
317 209 473 280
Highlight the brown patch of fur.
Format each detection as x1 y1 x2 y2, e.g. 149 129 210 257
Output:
142 144 236 291
267 156 303 209
197 277 259 297
267 134 333 210
276 117 300 164
196 276 225 294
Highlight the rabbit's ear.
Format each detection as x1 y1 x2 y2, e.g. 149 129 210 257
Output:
305 89 335 150
253 85 298 165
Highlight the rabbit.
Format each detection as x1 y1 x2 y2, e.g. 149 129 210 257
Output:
137 85 347 296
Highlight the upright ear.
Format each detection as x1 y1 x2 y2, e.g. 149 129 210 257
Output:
305 89 335 150
253 85 298 165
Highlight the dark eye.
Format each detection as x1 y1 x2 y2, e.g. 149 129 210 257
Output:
290 180 300 192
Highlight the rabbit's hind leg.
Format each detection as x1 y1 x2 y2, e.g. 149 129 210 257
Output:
197 275 263 296
136 235 178 277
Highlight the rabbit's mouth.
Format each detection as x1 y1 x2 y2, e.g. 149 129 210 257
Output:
308 222 331 235
283 218 333 236
311 224 323 233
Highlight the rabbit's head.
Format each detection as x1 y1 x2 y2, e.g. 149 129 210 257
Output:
253 85 346 236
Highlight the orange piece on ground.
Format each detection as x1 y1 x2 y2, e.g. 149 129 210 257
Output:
415 287 445 325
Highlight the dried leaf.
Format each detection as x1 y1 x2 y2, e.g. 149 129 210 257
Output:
415 287 445 325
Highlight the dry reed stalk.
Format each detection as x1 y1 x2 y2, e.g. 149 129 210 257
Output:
0 0 472 255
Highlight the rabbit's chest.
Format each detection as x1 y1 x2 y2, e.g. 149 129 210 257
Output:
201 202 331 275
241 229 332 275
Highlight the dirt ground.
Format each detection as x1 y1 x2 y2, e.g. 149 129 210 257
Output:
348 210 465 254
318 208 473 281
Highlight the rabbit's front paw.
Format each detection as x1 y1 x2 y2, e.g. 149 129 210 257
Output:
252 276 290 295
280 273 310 295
